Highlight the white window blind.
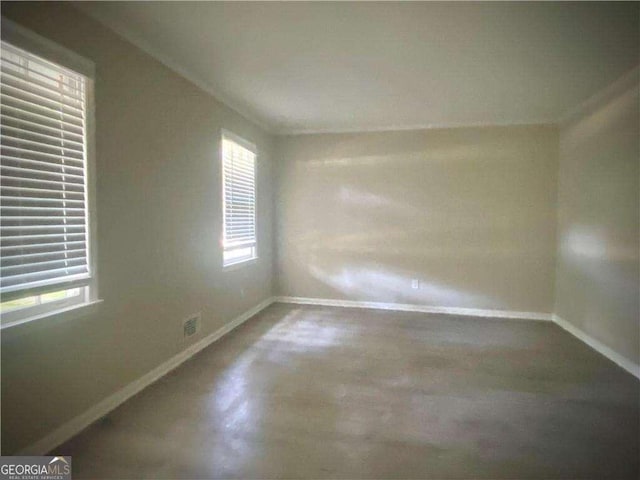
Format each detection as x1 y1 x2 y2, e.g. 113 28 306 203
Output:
222 133 256 266
1 41 91 299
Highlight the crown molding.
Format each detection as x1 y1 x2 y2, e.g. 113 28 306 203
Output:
275 119 558 136
72 3 275 134
557 65 640 127
76 3 629 138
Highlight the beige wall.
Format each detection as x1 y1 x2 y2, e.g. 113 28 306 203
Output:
2 0 636 458
555 68 640 366
276 126 558 314
1 2 275 454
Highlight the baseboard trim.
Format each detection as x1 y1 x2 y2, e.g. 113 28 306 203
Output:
275 296 552 321
552 314 640 379
19 296 637 454
17 296 276 456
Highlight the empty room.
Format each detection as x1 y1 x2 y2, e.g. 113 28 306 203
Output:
0 1 638 479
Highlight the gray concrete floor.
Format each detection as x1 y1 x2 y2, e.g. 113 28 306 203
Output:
56 303 639 479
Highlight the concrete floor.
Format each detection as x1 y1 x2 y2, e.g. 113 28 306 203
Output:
56 303 639 479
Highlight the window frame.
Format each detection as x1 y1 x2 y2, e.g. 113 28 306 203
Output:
0 18 99 328
220 129 258 269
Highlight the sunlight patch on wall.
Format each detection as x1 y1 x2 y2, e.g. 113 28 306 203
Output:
308 263 493 307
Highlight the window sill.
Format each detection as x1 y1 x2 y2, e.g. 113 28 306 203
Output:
1 299 103 341
223 257 258 271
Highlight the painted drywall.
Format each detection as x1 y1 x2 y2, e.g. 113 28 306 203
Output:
0 2 275 454
76 2 640 133
555 67 640 366
275 126 558 314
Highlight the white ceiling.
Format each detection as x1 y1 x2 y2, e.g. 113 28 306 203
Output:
76 2 639 134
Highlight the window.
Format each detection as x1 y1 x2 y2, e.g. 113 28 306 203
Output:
0 22 96 325
221 131 257 267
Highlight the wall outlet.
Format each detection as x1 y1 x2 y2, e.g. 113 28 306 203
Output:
411 279 420 289
183 313 201 338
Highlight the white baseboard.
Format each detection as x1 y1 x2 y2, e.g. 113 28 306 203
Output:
18 296 276 456
552 314 640 379
275 296 552 321
18 296 637 455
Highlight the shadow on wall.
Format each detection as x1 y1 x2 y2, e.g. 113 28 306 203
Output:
555 66 640 362
278 126 557 313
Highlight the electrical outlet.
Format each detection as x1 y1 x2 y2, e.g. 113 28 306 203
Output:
411 279 420 289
